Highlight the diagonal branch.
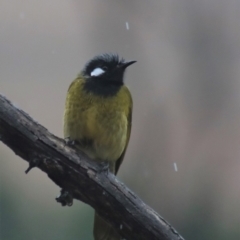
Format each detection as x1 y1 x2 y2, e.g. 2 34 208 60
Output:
0 94 185 240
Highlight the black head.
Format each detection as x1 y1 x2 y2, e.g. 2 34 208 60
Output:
82 54 136 83
81 53 136 96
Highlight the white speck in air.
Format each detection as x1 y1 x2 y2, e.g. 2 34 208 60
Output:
126 22 129 30
120 224 123 230
173 162 178 172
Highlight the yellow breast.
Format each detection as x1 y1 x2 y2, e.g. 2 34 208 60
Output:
64 77 132 162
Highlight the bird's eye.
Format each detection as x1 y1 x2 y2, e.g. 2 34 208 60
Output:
102 66 108 71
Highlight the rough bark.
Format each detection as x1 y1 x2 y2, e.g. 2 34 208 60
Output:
0 94 185 240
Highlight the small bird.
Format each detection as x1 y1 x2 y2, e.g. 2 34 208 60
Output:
63 53 136 240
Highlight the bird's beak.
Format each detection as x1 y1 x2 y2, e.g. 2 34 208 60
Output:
121 60 137 69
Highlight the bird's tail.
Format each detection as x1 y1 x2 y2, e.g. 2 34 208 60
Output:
94 212 121 240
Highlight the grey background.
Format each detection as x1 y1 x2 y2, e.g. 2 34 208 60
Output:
1 1 240 239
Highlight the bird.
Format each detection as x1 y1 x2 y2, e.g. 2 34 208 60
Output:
63 53 136 240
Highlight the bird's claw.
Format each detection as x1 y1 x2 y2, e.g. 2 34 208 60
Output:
98 161 110 174
64 137 76 146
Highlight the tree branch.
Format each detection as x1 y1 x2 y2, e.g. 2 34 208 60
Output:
0 94 185 240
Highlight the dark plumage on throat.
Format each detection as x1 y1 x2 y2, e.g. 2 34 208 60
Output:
82 54 126 97
83 79 123 97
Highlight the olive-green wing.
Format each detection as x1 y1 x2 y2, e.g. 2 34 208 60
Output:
115 90 133 175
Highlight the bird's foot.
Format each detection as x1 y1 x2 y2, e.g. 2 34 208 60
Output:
64 137 76 146
98 161 110 175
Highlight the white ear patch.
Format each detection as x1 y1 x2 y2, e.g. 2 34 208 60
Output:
90 68 105 77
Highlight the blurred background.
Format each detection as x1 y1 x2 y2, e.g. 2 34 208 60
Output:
1 0 240 239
